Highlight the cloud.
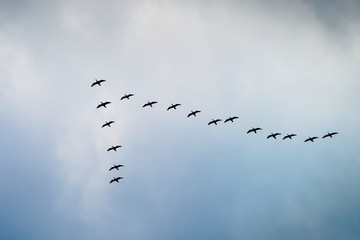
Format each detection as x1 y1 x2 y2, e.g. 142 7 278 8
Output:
0 0 360 239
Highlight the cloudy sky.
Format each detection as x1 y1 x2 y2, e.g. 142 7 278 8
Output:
1 0 360 239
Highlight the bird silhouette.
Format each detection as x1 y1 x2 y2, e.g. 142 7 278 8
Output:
187 110 201 117
97 101 111 109
283 134 297 140
267 133 281 139
110 177 123 184
247 127 262 134
167 103 181 111
107 145 122 151
224 116 239 123
322 132 338 139
102 121 115 128
109 164 124 171
91 79 106 87
304 137 318 142
120 94 134 100
208 119 222 125
143 101 158 108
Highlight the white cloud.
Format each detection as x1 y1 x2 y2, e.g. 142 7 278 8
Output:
1 0 360 238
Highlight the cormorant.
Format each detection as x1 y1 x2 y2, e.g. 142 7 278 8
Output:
247 127 262 134
283 134 297 140
107 145 122 151
187 110 201 117
304 137 318 142
102 121 115 128
91 79 106 87
120 94 134 100
322 132 338 139
110 177 123 183
97 101 111 109
224 116 239 123
143 101 158 108
167 104 181 110
267 133 281 139
208 119 222 125
109 164 124 171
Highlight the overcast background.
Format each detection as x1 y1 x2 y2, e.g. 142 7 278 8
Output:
1 0 359 239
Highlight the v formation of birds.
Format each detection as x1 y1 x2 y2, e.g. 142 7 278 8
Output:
91 79 339 184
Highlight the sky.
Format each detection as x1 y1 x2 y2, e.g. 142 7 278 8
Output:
0 0 360 239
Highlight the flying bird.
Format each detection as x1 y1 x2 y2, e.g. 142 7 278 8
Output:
267 133 281 139
97 101 111 109
322 132 338 139
187 110 201 117
120 94 134 100
110 177 123 184
283 134 297 140
167 103 181 111
91 79 106 87
143 101 158 108
102 121 115 128
107 145 122 151
304 137 318 142
224 116 239 123
208 119 222 125
247 127 262 134
109 164 124 171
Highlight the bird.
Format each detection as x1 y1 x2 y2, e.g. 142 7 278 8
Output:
224 116 239 123
110 177 123 184
322 132 338 139
120 94 134 100
267 133 281 139
304 137 318 142
143 101 158 108
109 164 124 171
167 103 181 111
187 110 201 117
107 145 122 151
247 127 262 134
208 119 222 125
283 134 297 140
102 121 115 128
97 101 111 109
91 79 106 87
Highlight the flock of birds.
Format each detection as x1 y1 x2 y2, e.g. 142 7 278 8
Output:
91 79 339 184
